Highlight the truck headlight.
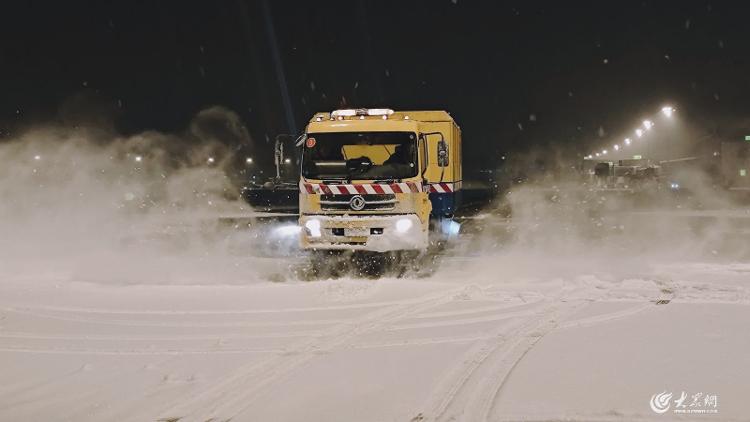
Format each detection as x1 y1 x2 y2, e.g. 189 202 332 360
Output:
304 219 322 237
395 218 412 233
442 219 461 236
273 224 301 238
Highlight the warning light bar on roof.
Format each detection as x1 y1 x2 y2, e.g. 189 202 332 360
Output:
331 108 394 118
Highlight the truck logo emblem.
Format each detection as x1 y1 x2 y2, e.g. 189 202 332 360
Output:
349 195 366 211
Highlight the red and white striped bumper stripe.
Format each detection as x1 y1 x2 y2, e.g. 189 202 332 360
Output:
300 182 422 195
426 182 456 193
300 182 460 194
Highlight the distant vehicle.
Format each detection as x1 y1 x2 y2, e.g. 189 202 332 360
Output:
584 158 661 191
297 108 462 253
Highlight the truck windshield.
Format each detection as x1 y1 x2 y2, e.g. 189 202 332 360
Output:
301 131 417 180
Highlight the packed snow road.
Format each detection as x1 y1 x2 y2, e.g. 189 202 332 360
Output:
1 249 749 421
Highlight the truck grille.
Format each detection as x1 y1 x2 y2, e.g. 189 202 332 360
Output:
320 194 396 211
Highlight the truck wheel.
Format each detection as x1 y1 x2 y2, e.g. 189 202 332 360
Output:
307 250 348 279
352 251 388 278
386 250 426 278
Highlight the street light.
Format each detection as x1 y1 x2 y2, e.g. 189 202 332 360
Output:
245 157 253 164
586 104 674 161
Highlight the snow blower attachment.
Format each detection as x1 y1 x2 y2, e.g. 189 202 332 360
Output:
298 108 462 258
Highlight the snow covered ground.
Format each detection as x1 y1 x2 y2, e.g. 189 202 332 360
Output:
1 249 748 421
2 133 749 421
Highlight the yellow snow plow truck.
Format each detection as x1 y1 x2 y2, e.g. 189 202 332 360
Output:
297 108 462 256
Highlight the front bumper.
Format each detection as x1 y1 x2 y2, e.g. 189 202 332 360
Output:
299 214 428 252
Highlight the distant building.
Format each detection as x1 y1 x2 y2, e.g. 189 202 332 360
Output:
721 141 750 189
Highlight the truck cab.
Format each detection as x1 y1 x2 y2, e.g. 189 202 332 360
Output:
298 108 462 253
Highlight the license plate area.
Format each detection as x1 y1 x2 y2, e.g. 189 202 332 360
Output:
345 228 370 237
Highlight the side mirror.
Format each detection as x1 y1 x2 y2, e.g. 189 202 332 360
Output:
294 133 307 147
421 131 449 168
437 139 449 167
274 133 300 179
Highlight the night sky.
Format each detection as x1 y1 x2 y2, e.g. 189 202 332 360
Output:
2 1 749 167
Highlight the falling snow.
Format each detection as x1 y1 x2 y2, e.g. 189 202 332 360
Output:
3 4 750 421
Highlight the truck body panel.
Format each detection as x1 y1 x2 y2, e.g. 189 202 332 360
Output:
299 109 461 252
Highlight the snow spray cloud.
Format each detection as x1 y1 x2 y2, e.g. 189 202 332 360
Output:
451 133 750 282
0 107 289 284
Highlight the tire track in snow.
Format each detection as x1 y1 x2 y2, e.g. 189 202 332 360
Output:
469 302 584 422
389 307 541 331
3 307 348 328
422 299 658 422
0 330 320 341
4 300 419 315
557 301 655 330
413 298 544 319
0 346 283 355
422 300 572 422
0 292 540 356
156 286 469 422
